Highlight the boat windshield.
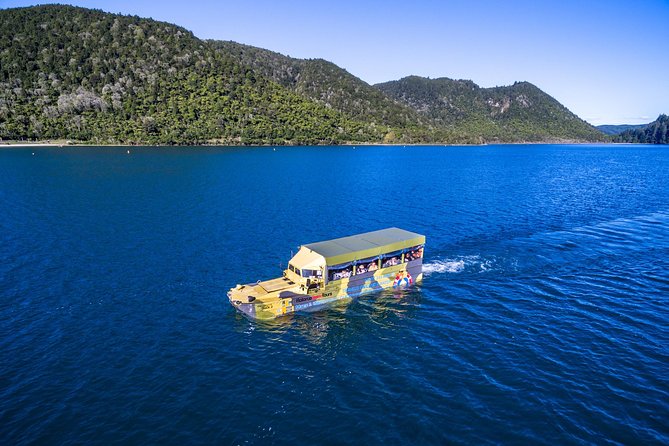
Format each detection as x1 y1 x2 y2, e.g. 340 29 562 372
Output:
301 269 320 277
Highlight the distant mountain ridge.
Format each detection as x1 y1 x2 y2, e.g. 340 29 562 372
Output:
0 5 605 145
596 123 648 135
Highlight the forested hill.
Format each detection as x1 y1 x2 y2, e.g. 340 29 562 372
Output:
375 76 604 142
0 5 386 144
614 115 669 144
0 5 604 145
209 41 426 131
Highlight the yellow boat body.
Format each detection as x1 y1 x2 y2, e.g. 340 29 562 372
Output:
228 228 425 320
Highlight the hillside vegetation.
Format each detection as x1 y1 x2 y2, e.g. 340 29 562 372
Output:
375 76 604 142
614 115 669 144
210 41 425 129
0 5 384 145
1 5 605 145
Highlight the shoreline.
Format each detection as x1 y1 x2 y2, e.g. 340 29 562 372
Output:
1 140 631 149
1 143 67 148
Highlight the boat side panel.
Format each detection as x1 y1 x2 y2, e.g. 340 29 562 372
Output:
317 259 423 301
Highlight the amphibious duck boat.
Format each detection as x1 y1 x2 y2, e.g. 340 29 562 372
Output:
228 227 425 320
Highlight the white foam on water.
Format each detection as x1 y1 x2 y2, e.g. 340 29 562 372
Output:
423 260 466 275
423 255 491 275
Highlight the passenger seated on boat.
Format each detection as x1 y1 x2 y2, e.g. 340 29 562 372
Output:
356 264 367 274
405 247 423 261
332 268 352 280
382 256 400 268
368 261 378 271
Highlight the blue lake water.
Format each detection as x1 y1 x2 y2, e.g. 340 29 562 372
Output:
1 144 668 444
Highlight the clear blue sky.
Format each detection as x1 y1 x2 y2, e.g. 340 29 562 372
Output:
2 0 668 125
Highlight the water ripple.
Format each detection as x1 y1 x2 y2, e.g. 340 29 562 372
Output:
2 145 669 444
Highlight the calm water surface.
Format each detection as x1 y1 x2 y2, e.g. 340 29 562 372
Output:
1 144 668 444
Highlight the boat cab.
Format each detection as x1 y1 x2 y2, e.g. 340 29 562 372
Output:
228 227 425 320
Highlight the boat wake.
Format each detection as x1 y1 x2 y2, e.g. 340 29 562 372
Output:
423 210 669 279
423 255 493 276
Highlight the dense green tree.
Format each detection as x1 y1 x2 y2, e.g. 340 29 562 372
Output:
615 115 669 144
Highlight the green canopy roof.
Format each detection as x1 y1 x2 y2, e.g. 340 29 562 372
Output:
303 227 425 266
